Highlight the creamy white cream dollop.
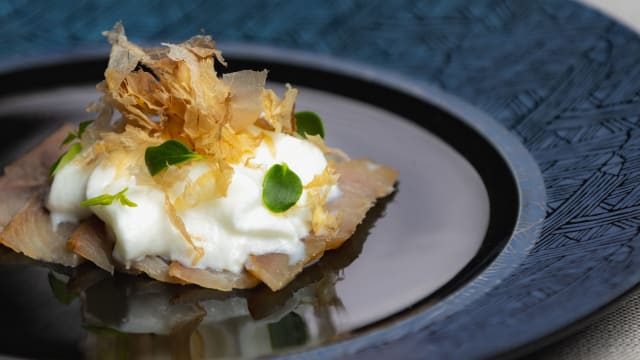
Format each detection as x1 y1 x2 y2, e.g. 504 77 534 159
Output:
47 161 94 227
47 130 339 273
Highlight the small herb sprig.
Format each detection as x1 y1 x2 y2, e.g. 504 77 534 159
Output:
49 143 83 176
62 120 93 145
49 120 93 176
145 140 203 176
80 187 138 207
295 111 325 139
262 163 303 213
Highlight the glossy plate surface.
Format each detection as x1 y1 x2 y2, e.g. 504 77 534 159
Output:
0 54 538 358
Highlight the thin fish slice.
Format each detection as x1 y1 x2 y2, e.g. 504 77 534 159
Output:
67 217 114 273
0 194 83 266
167 262 260 291
0 125 71 230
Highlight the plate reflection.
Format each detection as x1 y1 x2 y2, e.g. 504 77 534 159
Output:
25 194 393 359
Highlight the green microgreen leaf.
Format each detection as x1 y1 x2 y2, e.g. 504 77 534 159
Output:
62 120 94 145
262 163 303 213
77 120 93 138
49 142 83 176
145 140 203 176
115 188 138 207
119 195 138 207
61 133 77 145
295 111 325 139
80 187 138 207
80 194 115 206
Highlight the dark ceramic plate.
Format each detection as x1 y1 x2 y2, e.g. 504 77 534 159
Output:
0 48 543 359
0 1 639 359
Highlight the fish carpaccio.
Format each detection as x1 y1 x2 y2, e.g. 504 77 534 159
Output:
0 126 397 291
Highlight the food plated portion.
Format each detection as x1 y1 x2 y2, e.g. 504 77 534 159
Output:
0 23 397 291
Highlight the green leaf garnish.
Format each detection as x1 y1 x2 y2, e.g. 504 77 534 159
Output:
77 120 93 137
49 142 83 176
262 163 303 213
145 140 203 176
61 133 77 145
62 120 93 145
80 187 138 207
80 194 115 207
295 111 325 138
